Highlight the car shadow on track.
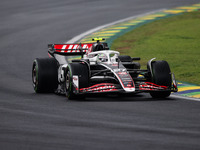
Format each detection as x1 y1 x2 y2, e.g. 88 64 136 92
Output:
30 92 177 103
72 93 176 102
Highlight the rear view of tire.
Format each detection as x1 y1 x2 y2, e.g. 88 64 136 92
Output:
149 61 172 98
118 55 140 70
118 55 132 62
66 63 89 100
32 58 58 93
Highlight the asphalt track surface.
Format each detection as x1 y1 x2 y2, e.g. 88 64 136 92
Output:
1 0 200 150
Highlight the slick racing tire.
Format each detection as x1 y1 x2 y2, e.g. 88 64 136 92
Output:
66 63 89 100
118 55 132 62
118 55 140 70
149 61 172 98
32 58 58 93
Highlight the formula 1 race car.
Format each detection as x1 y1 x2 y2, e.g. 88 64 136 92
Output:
32 38 178 99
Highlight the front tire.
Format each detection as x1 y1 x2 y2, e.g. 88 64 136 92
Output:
149 61 172 98
65 63 89 100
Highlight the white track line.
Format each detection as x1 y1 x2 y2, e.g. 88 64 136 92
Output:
66 8 200 101
171 95 200 102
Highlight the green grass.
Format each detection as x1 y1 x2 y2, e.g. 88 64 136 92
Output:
111 11 200 85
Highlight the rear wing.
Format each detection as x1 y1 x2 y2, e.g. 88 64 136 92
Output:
48 43 94 56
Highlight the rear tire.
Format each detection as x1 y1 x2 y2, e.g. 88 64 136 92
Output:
66 63 89 100
118 55 132 62
32 58 58 93
118 55 140 70
149 61 172 98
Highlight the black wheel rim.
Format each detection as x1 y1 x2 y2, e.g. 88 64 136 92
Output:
66 71 70 90
32 63 38 89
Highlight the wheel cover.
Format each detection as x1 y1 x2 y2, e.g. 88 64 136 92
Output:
66 71 70 90
32 64 37 88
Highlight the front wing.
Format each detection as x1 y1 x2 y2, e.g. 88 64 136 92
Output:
71 76 178 94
